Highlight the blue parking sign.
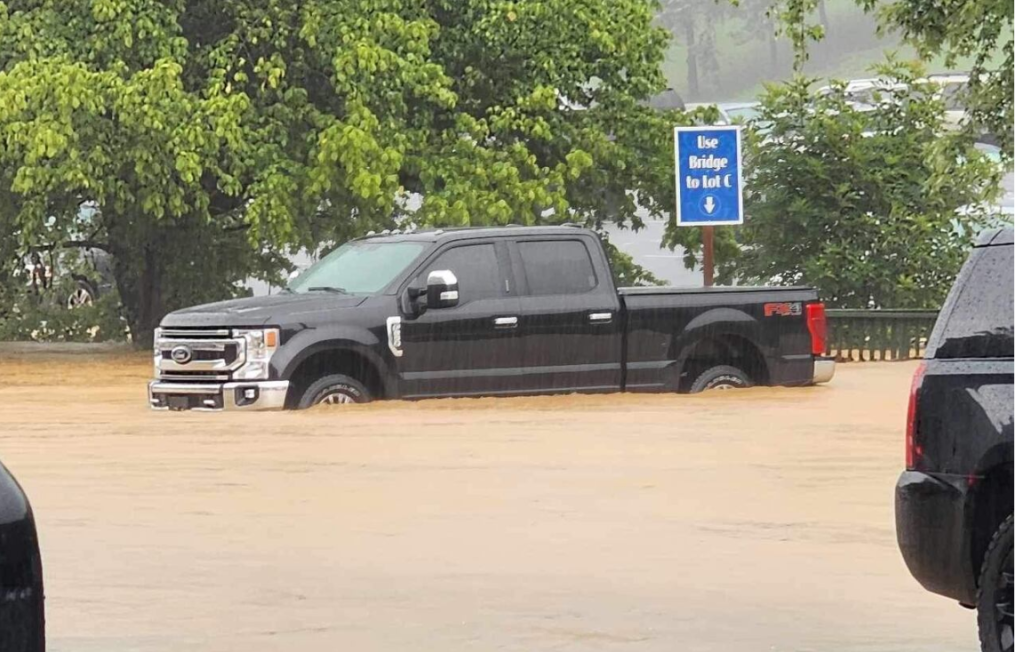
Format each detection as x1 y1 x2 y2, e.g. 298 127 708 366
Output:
674 126 744 226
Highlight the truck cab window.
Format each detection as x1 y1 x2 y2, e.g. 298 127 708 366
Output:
519 240 597 296
420 243 504 305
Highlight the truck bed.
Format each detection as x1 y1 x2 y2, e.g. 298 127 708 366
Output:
618 285 821 391
618 285 816 297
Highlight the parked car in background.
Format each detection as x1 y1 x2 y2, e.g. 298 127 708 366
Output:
895 228 1014 652
820 73 973 129
15 246 115 309
68 247 115 308
0 460 45 652
150 225 834 411
688 101 762 126
929 73 971 129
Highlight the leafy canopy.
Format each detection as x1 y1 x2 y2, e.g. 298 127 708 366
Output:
860 0 1013 155
0 0 681 340
768 0 1013 153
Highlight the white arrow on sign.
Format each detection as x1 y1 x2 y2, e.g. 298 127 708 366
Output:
703 196 716 214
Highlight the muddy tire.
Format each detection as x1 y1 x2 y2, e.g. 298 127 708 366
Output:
297 374 371 409
687 365 752 393
978 514 1014 652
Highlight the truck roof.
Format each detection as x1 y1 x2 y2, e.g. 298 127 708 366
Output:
976 227 1014 247
358 224 593 244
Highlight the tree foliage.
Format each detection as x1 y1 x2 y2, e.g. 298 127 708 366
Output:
860 0 1013 155
768 0 1013 153
665 62 1003 308
0 0 682 343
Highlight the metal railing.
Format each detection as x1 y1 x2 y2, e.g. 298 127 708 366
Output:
827 309 940 362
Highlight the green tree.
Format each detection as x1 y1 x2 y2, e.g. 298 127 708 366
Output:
0 0 681 344
860 0 1014 154
769 0 1013 153
666 62 1002 308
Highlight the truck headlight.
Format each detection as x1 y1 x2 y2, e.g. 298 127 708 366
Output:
153 327 162 376
232 328 280 380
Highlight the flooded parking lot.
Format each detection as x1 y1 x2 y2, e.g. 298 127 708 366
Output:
0 349 977 651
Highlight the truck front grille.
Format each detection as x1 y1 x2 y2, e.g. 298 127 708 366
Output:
160 346 239 364
155 328 246 381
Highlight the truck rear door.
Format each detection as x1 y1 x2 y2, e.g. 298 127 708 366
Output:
508 235 623 393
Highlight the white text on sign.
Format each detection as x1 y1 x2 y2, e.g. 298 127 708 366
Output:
685 135 732 189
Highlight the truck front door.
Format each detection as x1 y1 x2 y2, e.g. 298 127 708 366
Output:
396 240 522 398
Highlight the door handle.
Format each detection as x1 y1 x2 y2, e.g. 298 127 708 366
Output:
589 312 613 323
493 316 518 329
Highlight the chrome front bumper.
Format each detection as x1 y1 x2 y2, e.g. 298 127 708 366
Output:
148 380 289 411
813 357 836 384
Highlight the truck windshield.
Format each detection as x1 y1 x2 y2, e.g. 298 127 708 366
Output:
287 241 426 295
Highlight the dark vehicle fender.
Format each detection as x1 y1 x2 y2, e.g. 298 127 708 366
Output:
0 462 45 652
273 328 396 398
975 442 1014 477
675 309 770 382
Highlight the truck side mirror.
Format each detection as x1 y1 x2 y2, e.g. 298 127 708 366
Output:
425 270 459 309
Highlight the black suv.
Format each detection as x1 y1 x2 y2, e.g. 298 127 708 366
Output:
896 228 1014 651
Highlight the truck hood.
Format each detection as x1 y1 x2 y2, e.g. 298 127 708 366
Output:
160 292 368 328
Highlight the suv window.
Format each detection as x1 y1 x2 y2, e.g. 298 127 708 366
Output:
518 240 598 296
933 245 1014 359
420 243 505 305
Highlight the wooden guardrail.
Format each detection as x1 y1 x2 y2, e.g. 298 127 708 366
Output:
826 309 940 362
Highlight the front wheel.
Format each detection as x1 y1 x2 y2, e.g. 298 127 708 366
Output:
297 374 371 409
979 514 1014 652
687 365 752 393
67 279 96 309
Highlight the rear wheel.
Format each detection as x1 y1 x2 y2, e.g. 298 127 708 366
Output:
979 514 1014 652
687 365 752 393
297 374 371 409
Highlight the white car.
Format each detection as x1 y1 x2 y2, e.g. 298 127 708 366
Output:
820 74 972 129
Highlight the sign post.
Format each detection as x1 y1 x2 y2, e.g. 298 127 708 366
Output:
674 125 744 286
702 225 714 287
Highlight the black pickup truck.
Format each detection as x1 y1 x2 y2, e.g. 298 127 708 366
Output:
895 228 1014 651
148 225 834 410
0 460 45 652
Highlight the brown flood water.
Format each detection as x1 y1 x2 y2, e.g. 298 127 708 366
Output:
0 349 976 651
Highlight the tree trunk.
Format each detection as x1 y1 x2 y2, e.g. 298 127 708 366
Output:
111 242 165 349
683 20 700 98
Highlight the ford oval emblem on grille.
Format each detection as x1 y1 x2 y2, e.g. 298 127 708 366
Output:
170 345 193 364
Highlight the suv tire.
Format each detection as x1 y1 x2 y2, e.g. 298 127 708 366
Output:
978 514 1014 652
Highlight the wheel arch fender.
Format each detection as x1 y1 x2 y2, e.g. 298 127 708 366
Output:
675 309 770 381
975 442 1014 477
967 452 1014 582
273 327 395 398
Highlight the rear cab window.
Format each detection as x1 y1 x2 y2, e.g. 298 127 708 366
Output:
517 239 598 296
928 243 1014 359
